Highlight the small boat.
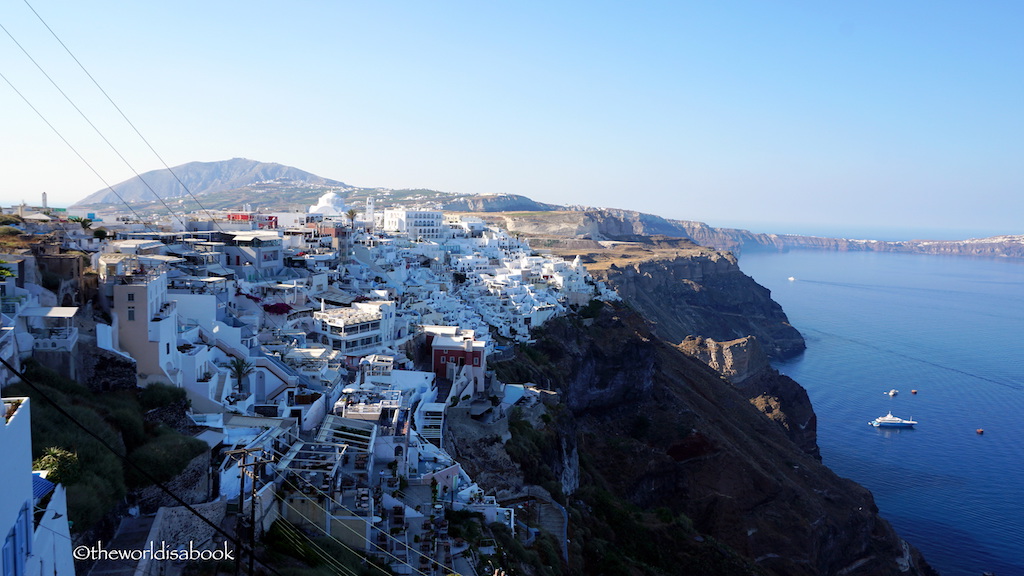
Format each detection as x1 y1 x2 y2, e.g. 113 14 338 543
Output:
911 389 918 394
886 389 898 397
787 276 796 282
976 428 984 435
869 412 917 428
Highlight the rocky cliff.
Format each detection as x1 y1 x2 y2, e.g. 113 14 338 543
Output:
600 252 804 359
486 304 935 576
540 236 805 360
678 335 819 458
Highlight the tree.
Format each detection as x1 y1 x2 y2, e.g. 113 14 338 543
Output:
346 208 358 229
92 228 108 240
69 216 93 231
228 357 254 394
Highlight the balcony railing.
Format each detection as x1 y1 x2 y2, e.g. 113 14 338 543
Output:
30 327 78 350
150 300 177 322
1 295 27 316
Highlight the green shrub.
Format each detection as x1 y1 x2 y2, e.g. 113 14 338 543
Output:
0 226 20 236
67 473 122 529
6 362 206 531
33 447 81 485
139 383 186 410
124 429 207 487
107 407 146 450
579 299 604 318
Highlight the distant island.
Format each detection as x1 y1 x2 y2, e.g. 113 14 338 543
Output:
70 158 1024 259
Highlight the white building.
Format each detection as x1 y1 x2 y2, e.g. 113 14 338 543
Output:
382 209 445 241
312 301 396 365
0 398 74 576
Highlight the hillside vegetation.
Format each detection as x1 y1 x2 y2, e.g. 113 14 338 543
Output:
7 361 207 531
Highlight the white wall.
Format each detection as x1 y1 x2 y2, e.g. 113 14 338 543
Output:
174 293 219 332
0 398 32 539
28 485 74 576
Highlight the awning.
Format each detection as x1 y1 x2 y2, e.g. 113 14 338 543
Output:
206 264 235 277
21 307 78 318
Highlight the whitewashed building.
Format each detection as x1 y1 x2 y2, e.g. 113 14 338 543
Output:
0 398 74 576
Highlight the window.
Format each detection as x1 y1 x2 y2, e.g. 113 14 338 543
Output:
127 307 135 321
473 357 480 366
166 343 170 354
127 292 135 302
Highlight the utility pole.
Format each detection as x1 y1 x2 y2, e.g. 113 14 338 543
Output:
226 448 274 576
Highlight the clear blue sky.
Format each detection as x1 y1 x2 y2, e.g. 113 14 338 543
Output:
1 1 1021 239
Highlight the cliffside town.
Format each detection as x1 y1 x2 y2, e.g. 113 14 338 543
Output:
0 196 935 576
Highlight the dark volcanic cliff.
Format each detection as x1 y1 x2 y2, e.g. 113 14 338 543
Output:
678 335 819 458
540 237 805 360
596 249 805 359
457 229 938 574
488 304 935 576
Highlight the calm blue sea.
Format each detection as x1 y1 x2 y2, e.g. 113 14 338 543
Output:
738 250 1024 576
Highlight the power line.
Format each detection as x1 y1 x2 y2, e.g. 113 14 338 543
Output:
16 0 349 318
16 2 321 295
21 0 225 226
1 23 290 329
2 311 464 576
270 492 382 576
226 430 434 573
0 68 155 233
273 521 362 576
259 430 450 574
266 440 464 576
0 20 186 230
0 356 286 576
3 354 455 576
7 5 319 326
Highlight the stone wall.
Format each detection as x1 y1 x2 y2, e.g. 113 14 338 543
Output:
77 344 137 392
150 499 227 552
145 398 195 433
135 451 212 514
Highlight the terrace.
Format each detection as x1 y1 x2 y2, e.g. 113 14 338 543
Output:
22 307 78 351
